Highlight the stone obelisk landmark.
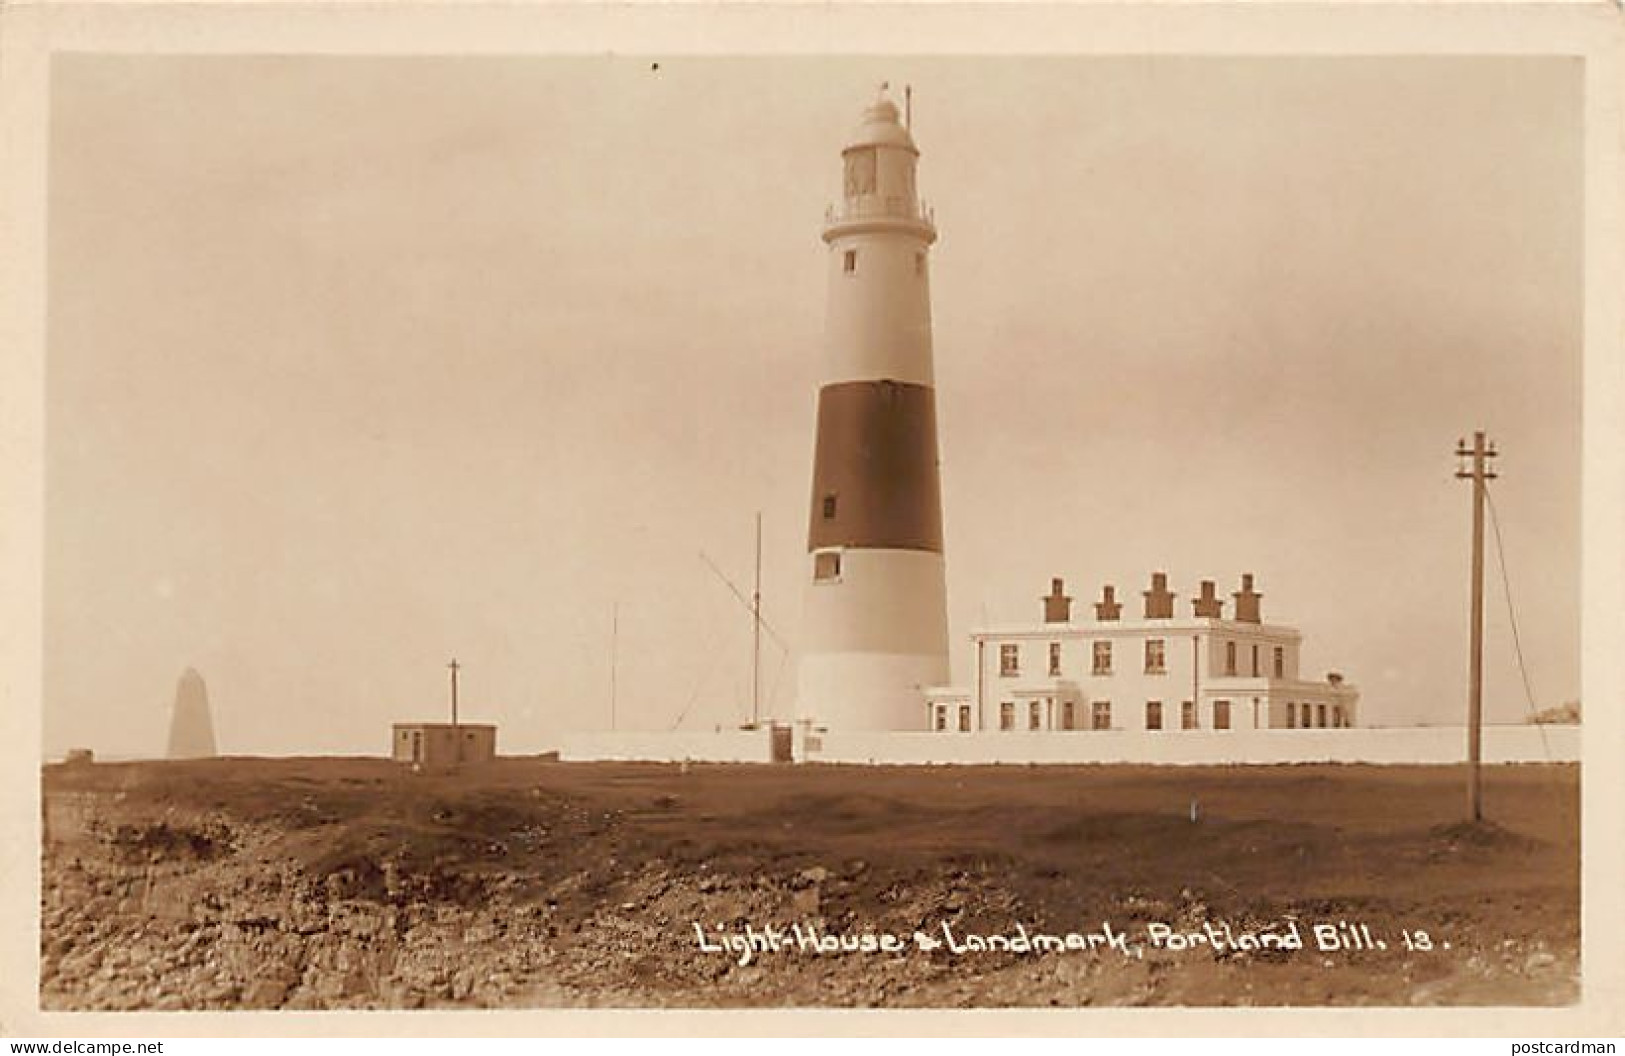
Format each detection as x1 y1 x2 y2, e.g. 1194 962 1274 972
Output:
797 87 950 732
166 667 218 759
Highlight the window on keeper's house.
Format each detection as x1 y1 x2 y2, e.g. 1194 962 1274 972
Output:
1048 642 1062 676
1091 701 1111 730
1092 641 1112 675
1251 645 1260 677
1214 700 1231 730
934 707 946 732
1225 641 1238 675
1274 646 1285 678
1182 700 1197 730
999 702 1015 731
1145 638 1166 674
1029 701 1043 731
814 551 841 582
1062 700 1076 730
958 705 972 732
1000 643 1019 677
1146 701 1163 730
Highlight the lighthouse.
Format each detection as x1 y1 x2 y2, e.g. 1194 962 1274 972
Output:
797 87 950 732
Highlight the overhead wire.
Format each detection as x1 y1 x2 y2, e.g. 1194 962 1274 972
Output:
1484 485 1553 761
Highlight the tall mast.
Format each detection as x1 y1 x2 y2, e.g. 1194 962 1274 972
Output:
447 657 461 764
752 511 762 727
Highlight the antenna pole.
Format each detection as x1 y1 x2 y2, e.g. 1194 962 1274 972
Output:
1455 430 1499 822
447 657 461 764
752 511 762 727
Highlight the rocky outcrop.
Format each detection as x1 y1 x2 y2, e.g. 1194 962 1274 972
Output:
38 759 1582 1009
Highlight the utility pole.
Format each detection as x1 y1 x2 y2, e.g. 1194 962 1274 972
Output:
1455 431 1498 822
447 657 461 764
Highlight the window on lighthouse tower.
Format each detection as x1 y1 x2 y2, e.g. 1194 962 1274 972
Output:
843 250 857 274
844 149 876 196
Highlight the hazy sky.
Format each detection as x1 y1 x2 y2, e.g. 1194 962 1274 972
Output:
45 55 1582 758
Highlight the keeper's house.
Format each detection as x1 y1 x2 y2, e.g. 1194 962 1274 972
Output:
926 573 1358 735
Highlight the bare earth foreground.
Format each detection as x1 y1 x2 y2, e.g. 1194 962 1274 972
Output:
40 758 1578 1009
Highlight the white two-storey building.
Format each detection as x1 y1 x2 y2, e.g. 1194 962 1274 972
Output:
926 573 1359 735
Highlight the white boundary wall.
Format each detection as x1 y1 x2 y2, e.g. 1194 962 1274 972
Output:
556 729 775 763
803 724 1578 766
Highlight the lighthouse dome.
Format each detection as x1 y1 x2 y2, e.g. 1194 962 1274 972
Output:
846 95 917 153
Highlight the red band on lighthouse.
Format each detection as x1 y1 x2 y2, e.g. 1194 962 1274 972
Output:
808 379 944 554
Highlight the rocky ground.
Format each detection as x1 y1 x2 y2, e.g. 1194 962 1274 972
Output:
39 758 1579 1009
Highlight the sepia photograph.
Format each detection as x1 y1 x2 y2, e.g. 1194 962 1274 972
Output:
3 1 1623 1039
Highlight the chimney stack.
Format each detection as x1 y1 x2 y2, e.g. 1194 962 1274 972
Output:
1143 571 1175 619
1043 577 1073 624
1095 584 1122 621
1232 573 1262 623
1192 579 1224 618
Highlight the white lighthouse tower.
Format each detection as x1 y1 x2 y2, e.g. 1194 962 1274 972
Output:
797 87 950 732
